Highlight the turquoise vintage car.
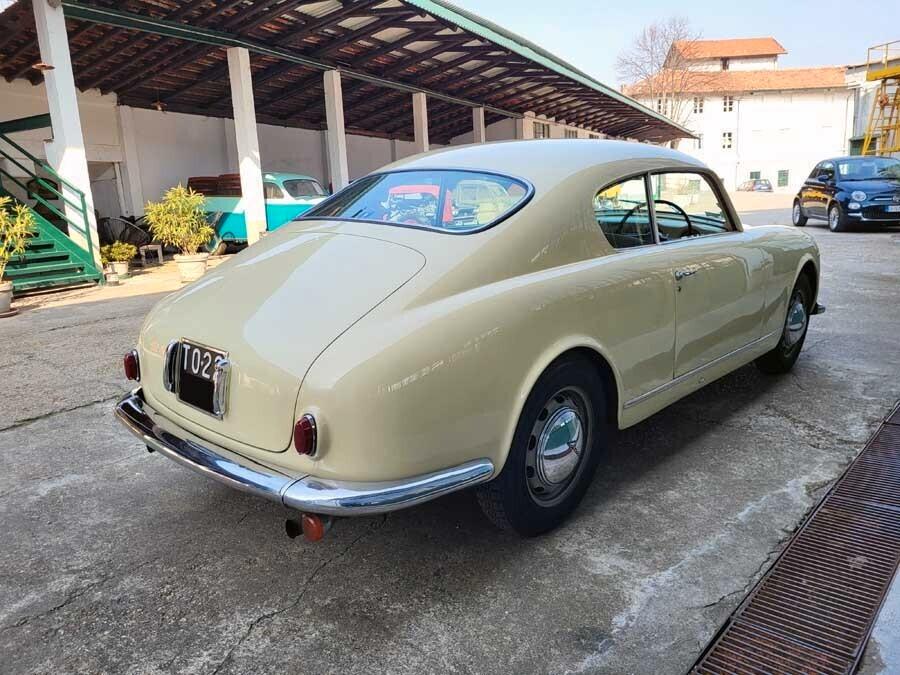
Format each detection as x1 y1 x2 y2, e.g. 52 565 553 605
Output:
187 172 329 254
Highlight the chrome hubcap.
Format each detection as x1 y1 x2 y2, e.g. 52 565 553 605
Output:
526 388 590 505
783 294 807 347
830 210 839 229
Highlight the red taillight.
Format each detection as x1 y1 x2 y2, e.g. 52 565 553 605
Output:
294 414 317 456
124 349 140 381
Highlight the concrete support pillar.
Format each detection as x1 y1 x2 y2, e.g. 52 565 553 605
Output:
227 47 265 244
116 105 145 217
472 107 486 144
32 0 101 266
412 92 429 153
515 111 535 140
323 70 349 191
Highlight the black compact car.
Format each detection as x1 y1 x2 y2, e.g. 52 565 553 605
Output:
738 178 773 192
793 156 900 232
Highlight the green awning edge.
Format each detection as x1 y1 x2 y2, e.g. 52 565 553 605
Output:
404 0 694 138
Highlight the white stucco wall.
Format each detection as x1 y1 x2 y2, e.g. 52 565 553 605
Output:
650 88 854 191
0 78 120 162
683 56 778 72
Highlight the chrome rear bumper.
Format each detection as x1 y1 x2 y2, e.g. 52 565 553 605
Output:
115 390 494 516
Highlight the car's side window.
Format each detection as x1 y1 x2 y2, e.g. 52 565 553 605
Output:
808 163 822 181
263 181 283 199
819 162 835 181
594 176 654 249
649 172 735 242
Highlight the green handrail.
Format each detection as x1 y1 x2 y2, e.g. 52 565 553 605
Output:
0 132 96 267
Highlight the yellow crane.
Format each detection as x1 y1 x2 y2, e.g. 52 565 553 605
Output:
862 40 900 156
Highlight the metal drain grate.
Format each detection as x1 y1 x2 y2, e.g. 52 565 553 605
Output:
693 402 900 674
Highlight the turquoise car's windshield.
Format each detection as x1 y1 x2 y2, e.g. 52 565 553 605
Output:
301 170 530 232
837 157 900 181
283 178 327 198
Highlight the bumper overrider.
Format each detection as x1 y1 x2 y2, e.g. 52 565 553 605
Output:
115 389 494 516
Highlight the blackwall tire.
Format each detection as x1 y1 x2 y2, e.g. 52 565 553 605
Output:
477 356 608 536
755 275 812 375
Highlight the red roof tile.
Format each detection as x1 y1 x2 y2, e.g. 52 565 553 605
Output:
673 37 787 60
624 67 846 95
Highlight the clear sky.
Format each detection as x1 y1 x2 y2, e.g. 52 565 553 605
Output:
451 0 900 84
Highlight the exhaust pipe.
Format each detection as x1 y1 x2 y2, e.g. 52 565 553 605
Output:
285 513 333 542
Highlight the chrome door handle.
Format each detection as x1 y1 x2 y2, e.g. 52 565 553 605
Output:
674 268 697 281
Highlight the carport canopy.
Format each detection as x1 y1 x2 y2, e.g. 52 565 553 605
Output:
0 0 691 144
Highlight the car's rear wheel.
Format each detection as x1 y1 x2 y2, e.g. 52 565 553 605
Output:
828 203 848 232
755 275 812 374
792 200 807 226
477 356 607 536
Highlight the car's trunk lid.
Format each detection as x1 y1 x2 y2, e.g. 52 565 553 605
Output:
140 228 425 452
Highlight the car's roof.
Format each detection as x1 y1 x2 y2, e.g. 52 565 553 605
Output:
263 172 319 182
821 156 900 163
381 139 706 186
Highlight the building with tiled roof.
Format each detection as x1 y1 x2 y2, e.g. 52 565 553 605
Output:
627 37 853 193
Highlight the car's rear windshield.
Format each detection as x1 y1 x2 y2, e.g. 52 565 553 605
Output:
837 158 900 180
283 178 327 198
301 170 530 232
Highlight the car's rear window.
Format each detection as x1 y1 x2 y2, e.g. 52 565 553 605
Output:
283 178 327 198
301 170 530 232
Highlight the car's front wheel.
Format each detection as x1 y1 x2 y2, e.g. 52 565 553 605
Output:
792 200 807 226
755 275 812 374
828 203 849 232
477 356 607 536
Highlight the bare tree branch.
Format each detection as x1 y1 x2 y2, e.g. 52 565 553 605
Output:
616 17 712 132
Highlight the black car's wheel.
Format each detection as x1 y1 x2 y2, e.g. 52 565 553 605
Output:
792 200 807 227
828 203 849 232
755 275 812 374
477 356 607 536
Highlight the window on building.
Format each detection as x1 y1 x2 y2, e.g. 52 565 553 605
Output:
564 129 578 139
588 134 600 139
693 97 704 114
749 171 761 180
778 170 789 187
723 95 734 112
650 172 736 241
696 134 703 150
533 121 550 139
655 98 670 116
722 58 730 71
594 176 654 249
722 132 733 149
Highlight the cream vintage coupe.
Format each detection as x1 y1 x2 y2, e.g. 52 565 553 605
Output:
116 140 823 539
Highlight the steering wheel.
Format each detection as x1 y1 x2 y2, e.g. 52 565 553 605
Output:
618 199 694 237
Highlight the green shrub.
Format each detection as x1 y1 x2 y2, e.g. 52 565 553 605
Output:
101 241 138 264
0 196 36 280
145 185 213 255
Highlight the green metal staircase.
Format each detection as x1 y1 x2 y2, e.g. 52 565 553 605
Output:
0 130 103 293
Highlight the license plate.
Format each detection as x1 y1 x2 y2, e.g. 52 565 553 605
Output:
177 340 228 416
886 205 900 213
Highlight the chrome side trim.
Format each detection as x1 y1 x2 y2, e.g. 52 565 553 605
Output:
114 390 494 516
624 331 777 410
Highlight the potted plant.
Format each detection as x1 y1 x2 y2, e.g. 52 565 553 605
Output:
101 241 137 278
0 196 36 316
145 185 214 283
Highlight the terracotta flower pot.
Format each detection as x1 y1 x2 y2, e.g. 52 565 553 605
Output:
175 252 210 283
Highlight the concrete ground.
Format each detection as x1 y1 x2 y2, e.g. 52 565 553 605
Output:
1 210 898 674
